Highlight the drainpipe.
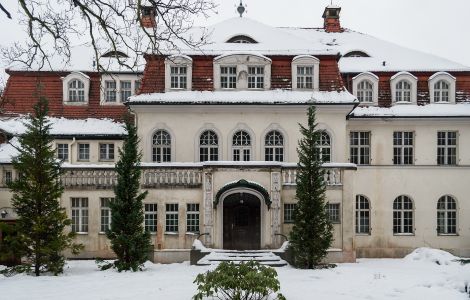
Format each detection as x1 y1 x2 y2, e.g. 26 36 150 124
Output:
69 137 76 164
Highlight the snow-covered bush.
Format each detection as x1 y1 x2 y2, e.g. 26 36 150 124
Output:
404 247 459 266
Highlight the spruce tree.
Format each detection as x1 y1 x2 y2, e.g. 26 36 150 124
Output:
289 105 333 269
7 97 82 276
104 118 151 271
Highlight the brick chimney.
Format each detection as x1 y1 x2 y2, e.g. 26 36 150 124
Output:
322 5 342 33
140 6 156 29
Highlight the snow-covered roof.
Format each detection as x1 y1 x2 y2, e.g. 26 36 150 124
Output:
128 90 357 105
0 116 127 136
350 103 470 118
0 137 19 163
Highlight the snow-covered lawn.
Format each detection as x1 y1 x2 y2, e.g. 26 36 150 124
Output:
1 248 469 300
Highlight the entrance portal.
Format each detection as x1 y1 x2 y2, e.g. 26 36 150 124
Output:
223 192 261 250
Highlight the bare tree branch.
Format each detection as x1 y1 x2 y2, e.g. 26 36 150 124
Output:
0 2 12 19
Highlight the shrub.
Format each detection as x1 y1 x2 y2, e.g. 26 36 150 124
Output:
193 260 286 300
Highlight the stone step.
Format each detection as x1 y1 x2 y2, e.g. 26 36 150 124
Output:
196 250 288 267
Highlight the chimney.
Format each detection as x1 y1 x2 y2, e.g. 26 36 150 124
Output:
322 5 342 33
140 5 156 29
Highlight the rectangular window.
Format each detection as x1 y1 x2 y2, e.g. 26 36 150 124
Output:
297 66 314 89
200 148 218 162
144 203 158 233
99 143 115 161
3 170 12 185
437 131 457 165
170 66 187 89
165 203 179 233
327 203 341 223
100 198 112 233
350 132 371 165
393 131 414 165
105 80 117 102
248 66 264 89
57 143 69 161
134 80 141 94
78 143 90 161
186 203 200 233
220 66 237 89
120 80 132 102
71 198 88 233
283 203 297 223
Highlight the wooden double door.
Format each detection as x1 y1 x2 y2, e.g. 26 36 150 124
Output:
223 193 261 250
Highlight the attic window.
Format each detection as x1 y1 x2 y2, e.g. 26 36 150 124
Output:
101 51 129 58
226 35 258 44
344 51 370 58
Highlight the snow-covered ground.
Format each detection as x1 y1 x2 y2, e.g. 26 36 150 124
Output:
1 248 469 300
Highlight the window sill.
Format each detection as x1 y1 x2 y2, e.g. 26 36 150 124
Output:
77 160 91 162
75 232 88 235
393 101 414 105
64 101 88 106
355 233 371 236
437 233 458 236
100 101 123 106
99 159 115 162
358 102 377 106
393 233 414 236
165 232 179 235
432 101 453 104
186 232 199 236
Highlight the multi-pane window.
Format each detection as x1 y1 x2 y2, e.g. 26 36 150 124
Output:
134 80 141 94
220 66 237 89
186 204 200 233
200 130 219 162
248 66 264 89
297 66 314 89
232 130 251 161
99 143 115 161
395 80 412 102
355 195 370 234
327 203 341 224
437 131 457 165
357 80 373 103
100 198 112 233
78 143 90 161
3 170 12 185
71 198 88 233
144 203 158 233
393 131 414 165
434 80 450 102
283 203 297 223
152 130 171 163
317 131 331 163
105 80 117 102
170 66 187 89
265 130 284 162
437 195 457 235
57 143 69 161
393 195 414 234
68 79 85 102
350 132 370 165
120 80 132 101
165 204 179 233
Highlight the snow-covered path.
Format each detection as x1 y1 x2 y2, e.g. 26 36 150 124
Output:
1 249 469 300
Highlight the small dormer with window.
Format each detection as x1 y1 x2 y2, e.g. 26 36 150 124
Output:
352 72 379 105
100 74 142 105
291 55 320 91
165 55 193 92
213 54 271 90
62 72 90 105
428 72 456 103
390 72 418 104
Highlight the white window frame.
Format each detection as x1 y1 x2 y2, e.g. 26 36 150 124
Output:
71 197 88 233
355 195 371 235
165 203 179 233
437 195 458 235
232 130 252 161
390 72 418 104
100 74 141 105
199 130 219 162
437 131 458 165
352 72 379 105
100 197 112 233
283 203 297 224
327 203 341 224
77 143 90 161
393 131 414 165
393 195 414 235
56 143 69 161
317 131 332 163
165 55 192 92
264 130 285 162
99 143 115 161
291 55 320 91
62 72 90 105
152 129 172 163
349 131 371 165
186 203 200 233
247 66 265 89
428 72 456 103
144 203 158 233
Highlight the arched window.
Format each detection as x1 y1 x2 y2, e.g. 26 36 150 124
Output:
357 80 373 103
437 195 457 235
226 35 258 44
393 195 414 234
395 80 412 102
265 130 284 162
152 130 171 162
232 130 251 161
68 79 85 102
317 131 331 163
356 195 370 234
343 51 370 58
434 80 450 102
200 130 219 162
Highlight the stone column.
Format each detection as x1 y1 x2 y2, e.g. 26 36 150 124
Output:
203 171 214 246
270 171 282 248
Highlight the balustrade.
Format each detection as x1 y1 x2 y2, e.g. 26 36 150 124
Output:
282 167 342 186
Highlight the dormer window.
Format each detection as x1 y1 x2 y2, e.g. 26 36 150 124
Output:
100 75 141 105
170 66 187 89
165 55 193 91
390 72 418 104
221 66 237 89
352 72 379 105
248 67 264 89
292 56 320 91
396 81 411 102
68 80 85 102
104 80 117 102
344 51 370 58
357 81 373 102
429 72 456 103
226 35 257 44
62 72 90 105
434 81 449 102
296 66 314 89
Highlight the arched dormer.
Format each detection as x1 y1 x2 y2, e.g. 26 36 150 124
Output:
226 35 258 44
213 53 271 90
343 50 370 58
428 72 456 103
61 71 90 105
390 72 418 104
291 55 320 91
165 55 193 91
352 72 379 105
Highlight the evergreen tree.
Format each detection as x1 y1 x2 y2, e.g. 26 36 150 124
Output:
289 105 333 269
104 117 151 272
7 97 82 276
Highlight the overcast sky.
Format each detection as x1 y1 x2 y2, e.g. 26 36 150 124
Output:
1 0 470 85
